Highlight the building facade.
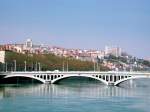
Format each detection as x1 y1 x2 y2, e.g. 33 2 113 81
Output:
105 46 122 57
0 51 5 63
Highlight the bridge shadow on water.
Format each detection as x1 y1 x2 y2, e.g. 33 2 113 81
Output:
0 77 43 84
0 76 104 85
55 76 103 85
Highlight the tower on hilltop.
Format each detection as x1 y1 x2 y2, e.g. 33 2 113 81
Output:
25 38 33 48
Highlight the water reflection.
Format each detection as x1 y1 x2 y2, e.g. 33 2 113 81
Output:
0 84 138 100
1 79 150 112
0 78 150 100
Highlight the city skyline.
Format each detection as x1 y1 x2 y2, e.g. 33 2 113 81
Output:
0 0 150 58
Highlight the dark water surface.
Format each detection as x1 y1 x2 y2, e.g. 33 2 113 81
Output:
0 78 150 112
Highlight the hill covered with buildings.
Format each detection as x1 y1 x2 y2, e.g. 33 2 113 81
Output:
0 39 150 71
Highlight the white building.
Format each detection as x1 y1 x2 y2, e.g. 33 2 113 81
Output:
105 46 122 57
23 38 33 50
13 46 23 53
26 38 33 48
0 51 5 63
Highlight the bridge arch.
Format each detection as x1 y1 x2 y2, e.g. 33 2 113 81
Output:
4 74 46 83
114 75 147 86
51 75 108 85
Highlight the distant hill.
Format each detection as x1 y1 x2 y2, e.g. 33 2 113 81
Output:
0 51 109 71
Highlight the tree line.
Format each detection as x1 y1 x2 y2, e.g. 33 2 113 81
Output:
0 51 109 72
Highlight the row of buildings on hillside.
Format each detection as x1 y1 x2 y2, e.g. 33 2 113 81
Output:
0 39 122 63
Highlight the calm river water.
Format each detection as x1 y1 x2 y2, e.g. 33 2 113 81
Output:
0 78 150 112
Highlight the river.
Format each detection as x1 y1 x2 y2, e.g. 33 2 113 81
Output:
0 78 150 112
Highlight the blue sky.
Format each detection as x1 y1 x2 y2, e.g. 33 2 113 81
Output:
0 0 150 58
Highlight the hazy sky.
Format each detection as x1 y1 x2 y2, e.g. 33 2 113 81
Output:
0 0 150 58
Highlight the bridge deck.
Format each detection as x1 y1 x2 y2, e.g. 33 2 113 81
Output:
1 71 150 86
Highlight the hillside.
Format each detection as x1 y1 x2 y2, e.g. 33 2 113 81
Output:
0 51 109 71
103 55 150 71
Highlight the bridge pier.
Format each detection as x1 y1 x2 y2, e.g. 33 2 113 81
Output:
45 81 50 84
108 82 115 86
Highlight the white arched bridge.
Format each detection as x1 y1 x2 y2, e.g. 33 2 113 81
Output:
1 71 150 86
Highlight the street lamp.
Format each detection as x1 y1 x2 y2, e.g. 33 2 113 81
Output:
38 62 41 71
24 61 26 72
93 62 95 71
35 62 38 71
97 63 99 71
14 60 16 71
5 62 7 72
67 61 68 71
62 61 64 71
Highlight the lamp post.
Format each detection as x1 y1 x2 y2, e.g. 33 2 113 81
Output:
67 61 68 71
35 62 37 71
62 61 65 71
97 63 99 71
38 62 41 71
24 61 26 72
5 62 7 72
14 60 16 71
94 62 95 71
